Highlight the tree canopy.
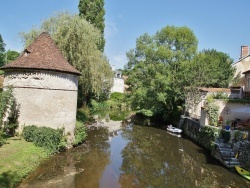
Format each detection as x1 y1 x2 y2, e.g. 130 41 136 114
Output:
125 26 198 122
19 12 113 106
125 25 235 123
0 34 6 67
5 50 20 64
183 49 235 88
78 0 105 52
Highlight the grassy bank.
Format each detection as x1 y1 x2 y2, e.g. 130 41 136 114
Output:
0 137 50 188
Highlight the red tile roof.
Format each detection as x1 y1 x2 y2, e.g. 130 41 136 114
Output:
1 32 81 75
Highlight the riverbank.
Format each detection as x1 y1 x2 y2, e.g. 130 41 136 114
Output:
0 137 50 187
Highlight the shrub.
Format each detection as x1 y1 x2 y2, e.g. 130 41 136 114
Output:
110 92 126 102
90 99 109 112
0 87 19 135
212 92 228 99
22 126 65 153
73 124 87 146
77 107 90 124
22 125 37 142
0 130 6 146
198 125 220 150
220 130 231 143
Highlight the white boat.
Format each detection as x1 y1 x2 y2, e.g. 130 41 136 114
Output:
167 125 182 133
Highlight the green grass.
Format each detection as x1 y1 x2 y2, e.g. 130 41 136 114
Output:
0 137 50 188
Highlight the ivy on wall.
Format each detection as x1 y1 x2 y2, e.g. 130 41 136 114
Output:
0 87 19 135
204 96 219 127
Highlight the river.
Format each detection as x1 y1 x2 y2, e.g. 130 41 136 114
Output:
18 123 250 188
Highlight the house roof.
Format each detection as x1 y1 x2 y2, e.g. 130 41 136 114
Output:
232 54 250 66
1 32 81 75
242 70 250 74
198 88 231 93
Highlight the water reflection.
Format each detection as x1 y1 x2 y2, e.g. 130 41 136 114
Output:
18 124 250 188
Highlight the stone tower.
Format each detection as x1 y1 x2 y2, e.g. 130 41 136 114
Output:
1 32 81 140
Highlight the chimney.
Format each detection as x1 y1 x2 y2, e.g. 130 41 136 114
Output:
240 46 249 59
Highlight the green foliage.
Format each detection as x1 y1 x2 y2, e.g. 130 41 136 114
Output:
0 130 6 146
4 50 20 63
90 99 109 112
76 107 90 125
220 130 231 143
0 34 5 67
19 12 113 106
212 91 228 99
197 126 220 150
110 92 126 102
0 87 19 135
184 49 235 88
203 101 219 126
73 124 87 146
124 25 198 122
22 126 65 153
78 0 105 52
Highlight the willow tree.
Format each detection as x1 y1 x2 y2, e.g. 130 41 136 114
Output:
79 0 105 52
20 12 113 106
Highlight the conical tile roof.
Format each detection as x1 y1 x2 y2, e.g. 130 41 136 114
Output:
1 32 81 75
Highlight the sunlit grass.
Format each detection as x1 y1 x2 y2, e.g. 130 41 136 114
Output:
0 137 49 187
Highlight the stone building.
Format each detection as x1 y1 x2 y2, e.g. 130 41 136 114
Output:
1 32 80 139
111 70 124 93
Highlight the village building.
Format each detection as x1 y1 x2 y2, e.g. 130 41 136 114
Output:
232 45 250 85
0 32 81 140
186 46 250 128
110 66 125 93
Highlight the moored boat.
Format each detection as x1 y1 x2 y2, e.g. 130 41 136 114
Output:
235 166 250 181
167 125 182 133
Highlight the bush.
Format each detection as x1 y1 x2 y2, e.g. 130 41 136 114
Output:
73 124 87 146
110 92 126 102
0 130 6 146
198 126 220 150
220 130 231 143
22 126 65 153
90 99 109 112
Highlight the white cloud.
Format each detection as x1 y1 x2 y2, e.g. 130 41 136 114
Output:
110 54 127 69
104 20 118 39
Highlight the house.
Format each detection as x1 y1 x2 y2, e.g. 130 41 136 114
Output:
232 46 250 85
111 69 124 93
0 32 81 141
185 46 250 126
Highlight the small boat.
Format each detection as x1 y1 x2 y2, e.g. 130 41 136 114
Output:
235 166 250 181
167 125 182 133
166 131 181 137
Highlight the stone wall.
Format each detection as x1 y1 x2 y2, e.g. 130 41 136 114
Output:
3 69 78 138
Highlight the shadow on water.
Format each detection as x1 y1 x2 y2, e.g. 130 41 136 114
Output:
18 124 250 188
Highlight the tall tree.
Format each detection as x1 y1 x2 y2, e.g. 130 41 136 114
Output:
125 26 198 122
19 12 113 106
0 34 6 67
183 49 235 88
78 0 105 52
5 50 20 63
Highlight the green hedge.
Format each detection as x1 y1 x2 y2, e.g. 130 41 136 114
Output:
22 126 65 153
73 124 87 146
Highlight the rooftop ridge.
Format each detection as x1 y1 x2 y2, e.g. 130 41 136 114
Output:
1 32 81 75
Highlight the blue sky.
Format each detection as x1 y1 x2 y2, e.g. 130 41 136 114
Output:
1 0 250 69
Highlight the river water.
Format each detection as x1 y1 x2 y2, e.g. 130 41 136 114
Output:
18 123 250 188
